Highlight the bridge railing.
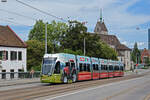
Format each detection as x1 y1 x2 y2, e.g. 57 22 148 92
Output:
0 72 41 79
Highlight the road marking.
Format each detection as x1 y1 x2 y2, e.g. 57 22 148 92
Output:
45 76 145 100
144 94 150 100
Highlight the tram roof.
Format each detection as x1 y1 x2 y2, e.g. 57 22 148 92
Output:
44 53 75 58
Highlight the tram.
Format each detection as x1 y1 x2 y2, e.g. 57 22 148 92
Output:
41 53 124 83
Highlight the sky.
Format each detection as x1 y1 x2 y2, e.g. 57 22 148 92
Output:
0 0 150 49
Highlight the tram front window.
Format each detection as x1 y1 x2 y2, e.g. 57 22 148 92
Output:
42 58 57 75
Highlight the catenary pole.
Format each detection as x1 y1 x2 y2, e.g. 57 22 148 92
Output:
45 23 47 54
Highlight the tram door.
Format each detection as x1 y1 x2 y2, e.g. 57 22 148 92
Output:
53 61 61 82
114 65 120 77
120 66 124 76
54 61 60 74
108 65 114 78
64 61 75 77
78 63 91 81
100 65 108 78
92 64 99 79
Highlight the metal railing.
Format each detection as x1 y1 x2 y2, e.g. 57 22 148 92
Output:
0 71 41 79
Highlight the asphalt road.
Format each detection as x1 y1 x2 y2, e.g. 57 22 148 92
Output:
41 74 150 100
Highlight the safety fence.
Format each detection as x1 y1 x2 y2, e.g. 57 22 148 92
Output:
0 71 41 79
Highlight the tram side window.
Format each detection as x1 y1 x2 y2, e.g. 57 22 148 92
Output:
79 63 83 72
101 65 105 71
93 64 95 70
84 63 86 71
109 65 113 71
66 62 70 67
93 64 99 71
54 61 60 74
114 66 119 71
104 65 108 71
71 63 75 68
87 64 91 72
120 66 124 71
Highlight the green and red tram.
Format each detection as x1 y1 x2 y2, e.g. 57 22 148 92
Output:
113 61 121 77
119 62 124 77
77 55 92 81
108 60 114 78
99 59 109 78
91 57 99 80
41 53 124 84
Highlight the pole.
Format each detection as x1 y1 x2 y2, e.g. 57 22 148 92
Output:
84 37 86 56
45 23 47 54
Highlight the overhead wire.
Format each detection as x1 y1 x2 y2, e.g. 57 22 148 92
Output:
16 0 67 22
0 18 32 26
0 8 36 21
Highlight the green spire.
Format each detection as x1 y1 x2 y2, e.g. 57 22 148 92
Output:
100 8 102 22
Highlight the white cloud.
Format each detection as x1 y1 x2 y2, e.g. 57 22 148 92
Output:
121 41 147 49
0 0 150 48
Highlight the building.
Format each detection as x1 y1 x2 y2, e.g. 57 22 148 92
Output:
93 12 132 70
148 29 150 50
94 10 108 35
141 48 150 65
0 25 27 79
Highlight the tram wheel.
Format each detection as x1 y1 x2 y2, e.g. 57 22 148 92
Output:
63 76 68 83
72 74 76 83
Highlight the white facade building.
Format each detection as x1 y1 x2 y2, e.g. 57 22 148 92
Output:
118 50 132 70
0 25 27 79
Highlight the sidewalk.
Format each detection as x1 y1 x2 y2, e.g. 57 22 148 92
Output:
0 78 40 87
125 68 150 76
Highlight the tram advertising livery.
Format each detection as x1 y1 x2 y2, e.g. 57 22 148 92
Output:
41 53 124 83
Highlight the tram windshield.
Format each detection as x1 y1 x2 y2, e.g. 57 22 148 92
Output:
42 57 57 75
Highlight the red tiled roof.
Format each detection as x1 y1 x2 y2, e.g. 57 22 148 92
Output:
0 25 27 48
96 34 131 51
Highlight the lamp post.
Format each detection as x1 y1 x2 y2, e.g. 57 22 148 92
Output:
80 31 85 56
81 21 88 56
1 0 7 2
45 23 47 54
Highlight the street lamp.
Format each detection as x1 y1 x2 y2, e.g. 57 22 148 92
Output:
80 31 86 56
1 0 7 2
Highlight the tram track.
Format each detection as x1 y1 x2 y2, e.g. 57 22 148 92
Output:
0 73 149 100
144 93 150 100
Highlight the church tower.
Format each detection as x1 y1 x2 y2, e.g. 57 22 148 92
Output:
94 9 108 35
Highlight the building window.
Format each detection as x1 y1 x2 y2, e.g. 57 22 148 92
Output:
11 51 17 60
0 51 8 60
18 52 22 60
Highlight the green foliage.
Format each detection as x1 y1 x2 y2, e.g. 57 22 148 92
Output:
26 40 53 71
63 49 83 55
131 42 141 63
60 20 87 51
29 20 68 53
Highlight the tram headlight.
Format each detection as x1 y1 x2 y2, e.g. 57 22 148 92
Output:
48 72 52 76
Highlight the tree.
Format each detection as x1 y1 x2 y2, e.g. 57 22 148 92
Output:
60 20 87 52
26 40 53 71
60 20 118 60
131 42 141 63
29 20 68 53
